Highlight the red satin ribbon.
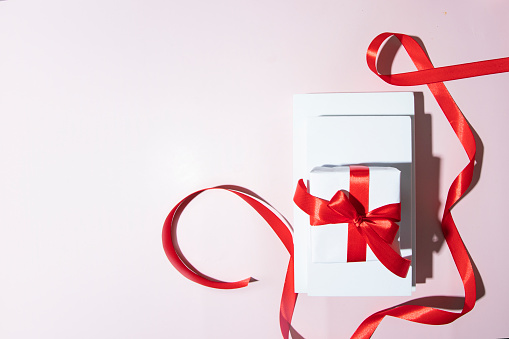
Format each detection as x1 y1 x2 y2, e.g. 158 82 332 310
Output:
351 32 509 338
293 178 410 278
161 187 296 338
347 166 369 262
163 32 509 338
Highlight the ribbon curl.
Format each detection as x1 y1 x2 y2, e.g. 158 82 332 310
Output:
161 187 296 338
293 179 410 278
351 32 509 338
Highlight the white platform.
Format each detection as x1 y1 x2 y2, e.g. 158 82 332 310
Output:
293 92 416 296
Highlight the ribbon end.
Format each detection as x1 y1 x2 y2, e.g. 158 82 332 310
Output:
395 258 412 278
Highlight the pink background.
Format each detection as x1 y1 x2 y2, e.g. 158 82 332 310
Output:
1 1 509 338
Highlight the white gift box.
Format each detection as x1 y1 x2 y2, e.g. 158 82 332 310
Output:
293 92 415 296
309 166 401 263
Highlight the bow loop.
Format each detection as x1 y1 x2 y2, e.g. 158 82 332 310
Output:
328 190 359 221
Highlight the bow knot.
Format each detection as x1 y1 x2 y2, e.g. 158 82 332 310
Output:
353 215 364 227
326 189 400 243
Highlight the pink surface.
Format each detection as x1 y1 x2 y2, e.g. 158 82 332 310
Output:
1 1 509 338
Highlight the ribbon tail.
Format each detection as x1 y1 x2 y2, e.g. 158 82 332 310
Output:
353 31 488 338
279 256 298 339
364 219 400 244
162 190 252 289
361 225 411 278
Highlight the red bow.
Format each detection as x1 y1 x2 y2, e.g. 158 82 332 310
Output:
294 179 410 278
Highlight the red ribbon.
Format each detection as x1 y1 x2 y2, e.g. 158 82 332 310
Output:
162 32 509 338
347 165 369 262
293 177 410 278
161 187 296 338
350 32 509 339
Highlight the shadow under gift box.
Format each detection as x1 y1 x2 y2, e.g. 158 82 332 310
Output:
293 92 415 296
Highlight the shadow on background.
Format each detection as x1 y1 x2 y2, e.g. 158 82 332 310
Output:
414 93 442 284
